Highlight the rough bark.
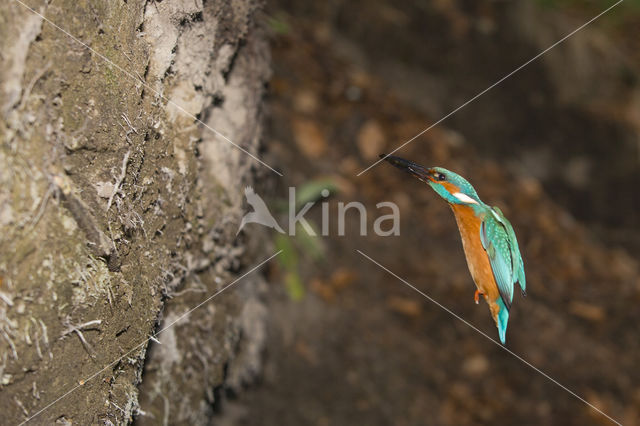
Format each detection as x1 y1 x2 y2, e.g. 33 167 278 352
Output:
0 0 270 424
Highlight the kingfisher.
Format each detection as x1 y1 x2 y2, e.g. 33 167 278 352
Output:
381 154 526 344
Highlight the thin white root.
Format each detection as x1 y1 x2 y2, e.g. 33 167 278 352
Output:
107 150 131 212
61 318 102 358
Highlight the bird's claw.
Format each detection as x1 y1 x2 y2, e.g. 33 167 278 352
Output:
474 290 483 305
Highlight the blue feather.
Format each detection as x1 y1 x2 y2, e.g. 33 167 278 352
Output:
480 215 515 309
493 207 526 296
496 297 509 344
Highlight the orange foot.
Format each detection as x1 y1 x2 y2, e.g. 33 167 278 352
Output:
474 290 484 305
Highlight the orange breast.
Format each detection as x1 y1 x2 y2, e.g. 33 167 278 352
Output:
450 205 500 305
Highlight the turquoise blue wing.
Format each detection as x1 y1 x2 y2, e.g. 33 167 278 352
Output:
493 207 526 296
480 210 515 310
495 297 509 344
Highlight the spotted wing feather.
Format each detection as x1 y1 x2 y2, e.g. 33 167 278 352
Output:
492 207 526 295
480 210 515 310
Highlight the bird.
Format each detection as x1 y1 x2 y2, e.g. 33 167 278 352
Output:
380 154 526 344
237 186 285 235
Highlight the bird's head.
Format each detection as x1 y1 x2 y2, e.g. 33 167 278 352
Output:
380 155 481 206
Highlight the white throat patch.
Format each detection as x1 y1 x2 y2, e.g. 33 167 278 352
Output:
452 192 479 204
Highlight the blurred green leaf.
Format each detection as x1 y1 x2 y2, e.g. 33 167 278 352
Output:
275 233 297 270
275 233 306 300
273 183 335 300
284 271 305 301
273 198 289 213
296 222 325 261
296 178 339 209
267 14 291 35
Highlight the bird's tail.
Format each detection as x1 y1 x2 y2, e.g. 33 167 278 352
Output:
495 298 510 345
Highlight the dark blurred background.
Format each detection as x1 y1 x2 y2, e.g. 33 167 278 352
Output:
223 1 639 425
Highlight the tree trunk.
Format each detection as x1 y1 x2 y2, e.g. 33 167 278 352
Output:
0 0 270 423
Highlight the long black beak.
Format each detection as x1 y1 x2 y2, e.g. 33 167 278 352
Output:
379 154 432 182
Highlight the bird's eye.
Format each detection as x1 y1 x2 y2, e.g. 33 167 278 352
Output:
437 173 446 181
